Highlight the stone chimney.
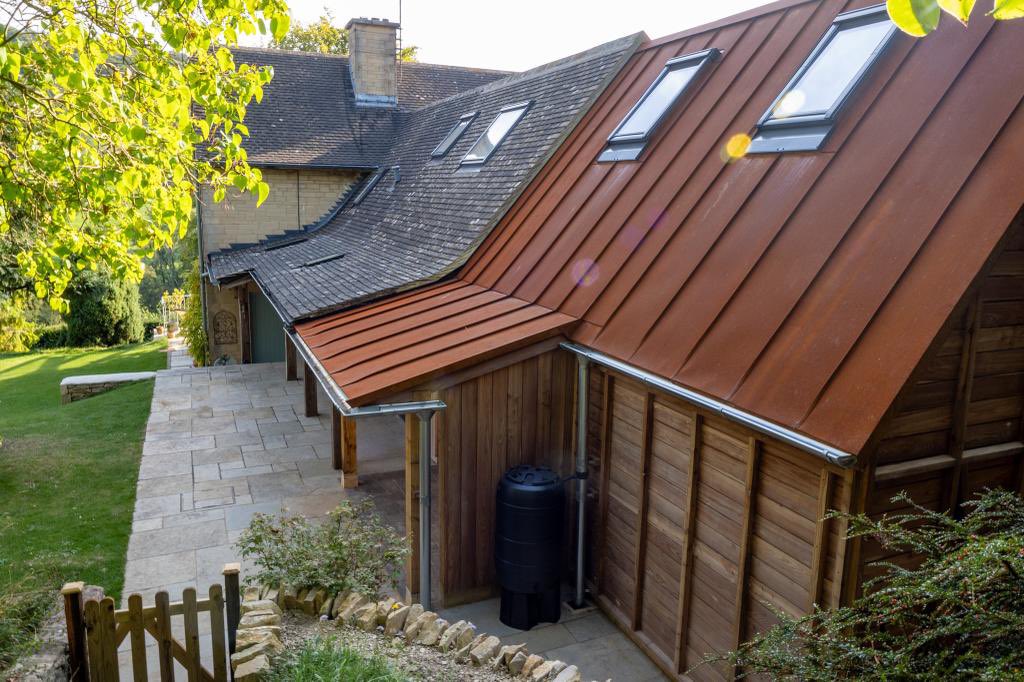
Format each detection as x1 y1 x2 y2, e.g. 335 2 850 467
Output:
345 17 400 108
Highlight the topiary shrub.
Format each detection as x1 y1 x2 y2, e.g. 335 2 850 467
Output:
711 489 1024 680
237 499 408 597
64 269 144 347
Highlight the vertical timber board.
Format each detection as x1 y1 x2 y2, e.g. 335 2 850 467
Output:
236 287 252 364
630 391 655 631
460 380 478 593
341 416 358 488
154 591 174 681
948 294 981 513
808 469 835 609
284 335 297 381
405 413 421 603
675 412 702 673
476 372 494 588
303 362 318 418
183 588 201 681
128 594 148 681
733 437 762 667
208 583 228 682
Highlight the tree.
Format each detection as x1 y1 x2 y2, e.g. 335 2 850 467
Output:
271 9 418 61
712 489 1024 680
887 0 1024 36
0 0 292 311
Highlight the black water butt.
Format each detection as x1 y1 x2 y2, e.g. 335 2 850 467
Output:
494 464 565 630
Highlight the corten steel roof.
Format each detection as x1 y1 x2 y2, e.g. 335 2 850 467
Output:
296 0 1024 455
229 47 509 168
208 35 641 322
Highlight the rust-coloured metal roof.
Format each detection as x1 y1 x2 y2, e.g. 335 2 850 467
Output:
298 0 1024 455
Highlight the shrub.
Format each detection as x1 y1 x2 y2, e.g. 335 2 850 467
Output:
266 637 408 682
712 489 1024 680
64 269 144 347
142 309 162 341
237 499 407 596
0 299 38 353
32 323 67 349
179 233 209 366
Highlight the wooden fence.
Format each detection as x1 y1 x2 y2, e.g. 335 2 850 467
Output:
62 564 242 682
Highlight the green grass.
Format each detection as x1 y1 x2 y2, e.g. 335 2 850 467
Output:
267 638 410 682
0 340 167 667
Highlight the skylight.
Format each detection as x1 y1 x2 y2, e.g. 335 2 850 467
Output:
748 5 897 153
460 102 531 168
598 48 721 163
352 170 384 205
432 112 477 158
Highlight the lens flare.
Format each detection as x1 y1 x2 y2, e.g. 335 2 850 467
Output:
773 89 806 118
722 133 752 162
571 258 599 287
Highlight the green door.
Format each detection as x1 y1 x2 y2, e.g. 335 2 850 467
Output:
249 291 285 363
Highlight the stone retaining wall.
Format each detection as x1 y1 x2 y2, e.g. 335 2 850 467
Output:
59 372 156 404
232 584 589 682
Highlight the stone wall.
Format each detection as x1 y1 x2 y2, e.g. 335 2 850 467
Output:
199 168 359 255
60 373 156 404
205 282 250 363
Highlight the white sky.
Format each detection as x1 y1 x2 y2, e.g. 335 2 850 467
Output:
248 0 767 72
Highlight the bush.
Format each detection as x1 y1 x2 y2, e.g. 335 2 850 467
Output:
32 323 67 349
237 499 407 596
267 637 408 682
142 309 162 341
179 232 209 366
64 269 144 347
0 299 38 353
713 489 1024 680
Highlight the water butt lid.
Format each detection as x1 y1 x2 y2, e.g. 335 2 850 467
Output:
504 464 560 486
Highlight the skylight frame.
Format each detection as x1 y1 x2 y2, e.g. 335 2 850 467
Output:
598 48 721 163
431 111 478 158
748 4 898 153
351 169 385 205
459 101 532 169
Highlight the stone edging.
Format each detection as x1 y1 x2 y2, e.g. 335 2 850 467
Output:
231 584 588 682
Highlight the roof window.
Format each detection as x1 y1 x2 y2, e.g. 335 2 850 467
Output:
352 170 384 205
748 4 897 153
460 101 531 169
432 112 477 158
598 48 720 163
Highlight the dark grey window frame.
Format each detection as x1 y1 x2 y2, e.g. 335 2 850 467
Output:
458 101 532 171
598 48 721 163
352 170 385 205
748 4 897 154
431 111 478 158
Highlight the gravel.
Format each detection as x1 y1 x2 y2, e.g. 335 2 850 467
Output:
279 612 518 682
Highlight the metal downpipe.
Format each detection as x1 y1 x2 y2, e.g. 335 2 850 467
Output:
418 410 433 610
574 355 590 608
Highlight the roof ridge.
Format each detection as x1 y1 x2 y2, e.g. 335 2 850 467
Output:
229 44 512 76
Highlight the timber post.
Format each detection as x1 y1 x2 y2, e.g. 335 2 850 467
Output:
303 362 318 417
61 582 88 682
284 335 298 381
223 563 241 662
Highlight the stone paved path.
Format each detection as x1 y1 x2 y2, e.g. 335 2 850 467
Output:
119 340 405 677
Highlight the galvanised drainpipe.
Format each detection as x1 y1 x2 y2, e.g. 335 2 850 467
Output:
288 329 445 609
574 354 590 609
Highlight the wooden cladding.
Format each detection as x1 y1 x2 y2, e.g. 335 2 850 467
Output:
863 222 1024 582
590 369 851 681
436 349 576 606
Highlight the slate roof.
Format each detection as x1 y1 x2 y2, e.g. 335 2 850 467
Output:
230 47 509 168
208 35 642 322
293 0 1024 457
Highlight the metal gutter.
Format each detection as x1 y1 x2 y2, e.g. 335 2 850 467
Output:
560 343 857 468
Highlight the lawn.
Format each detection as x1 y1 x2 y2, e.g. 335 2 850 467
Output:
0 340 167 666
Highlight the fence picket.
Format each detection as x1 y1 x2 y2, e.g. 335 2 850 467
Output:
97 597 120 680
127 594 148 681
154 591 175 681
83 599 103 682
182 588 201 682
208 584 228 681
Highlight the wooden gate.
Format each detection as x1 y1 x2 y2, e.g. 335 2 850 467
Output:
62 564 242 682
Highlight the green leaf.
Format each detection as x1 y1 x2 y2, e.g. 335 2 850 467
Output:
270 14 290 42
887 0 942 35
939 0 975 21
256 181 269 207
993 0 1024 18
